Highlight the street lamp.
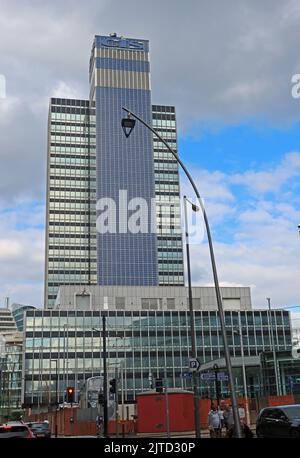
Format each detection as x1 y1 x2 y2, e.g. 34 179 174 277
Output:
233 315 251 425
121 107 242 437
266 298 281 396
50 359 58 438
183 195 201 437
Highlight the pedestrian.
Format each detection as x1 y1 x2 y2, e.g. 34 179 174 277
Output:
219 402 226 436
223 404 233 436
208 403 222 438
238 403 246 422
96 414 103 437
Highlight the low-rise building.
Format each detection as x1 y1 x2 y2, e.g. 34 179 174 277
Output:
22 290 292 409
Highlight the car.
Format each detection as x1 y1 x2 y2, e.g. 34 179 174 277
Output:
0 423 36 439
256 404 300 438
26 421 51 438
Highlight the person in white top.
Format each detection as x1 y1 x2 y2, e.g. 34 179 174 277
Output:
207 404 222 438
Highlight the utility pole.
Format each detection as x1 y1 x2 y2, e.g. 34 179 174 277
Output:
102 314 108 437
238 313 251 425
164 368 170 438
183 196 201 438
267 298 281 395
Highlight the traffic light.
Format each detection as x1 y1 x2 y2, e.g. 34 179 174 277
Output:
98 392 104 405
66 387 74 403
155 378 163 393
109 378 116 394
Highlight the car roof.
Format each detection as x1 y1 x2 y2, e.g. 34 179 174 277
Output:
271 404 300 409
4 422 28 426
261 404 300 411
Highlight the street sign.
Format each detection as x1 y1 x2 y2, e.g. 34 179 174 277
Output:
217 372 229 381
181 372 192 379
201 372 216 381
189 358 201 372
200 372 229 381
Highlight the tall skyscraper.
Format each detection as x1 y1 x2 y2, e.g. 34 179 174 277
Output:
45 35 184 308
45 99 97 307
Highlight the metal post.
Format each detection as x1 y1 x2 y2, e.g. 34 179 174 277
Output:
115 367 119 438
213 364 220 407
267 298 281 395
51 359 58 438
184 196 201 438
238 313 251 425
103 314 108 437
164 368 170 438
122 107 242 437
121 363 125 438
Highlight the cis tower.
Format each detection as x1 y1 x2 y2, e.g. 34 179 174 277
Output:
45 35 184 308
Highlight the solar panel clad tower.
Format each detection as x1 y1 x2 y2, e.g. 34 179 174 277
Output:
89 35 158 285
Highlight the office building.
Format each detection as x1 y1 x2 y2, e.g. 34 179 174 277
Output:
0 308 17 335
11 303 36 332
22 303 292 407
45 35 184 308
45 98 97 308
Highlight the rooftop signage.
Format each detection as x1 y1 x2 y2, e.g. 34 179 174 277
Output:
97 36 146 51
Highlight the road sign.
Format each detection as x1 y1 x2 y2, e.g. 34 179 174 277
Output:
201 372 216 381
217 372 229 381
181 372 193 379
200 372 229 381
189 358 201 372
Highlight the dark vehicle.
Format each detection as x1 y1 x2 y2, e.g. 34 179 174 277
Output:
0 423 35 439
26 422 51 438
256 404 300 438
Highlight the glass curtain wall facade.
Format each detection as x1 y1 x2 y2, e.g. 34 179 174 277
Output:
0 339 23 420
23 309 291 405
153 105 184 285
90 36 158 286
45 98 96 308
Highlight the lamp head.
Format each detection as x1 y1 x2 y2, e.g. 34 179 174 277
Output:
121 114 136 138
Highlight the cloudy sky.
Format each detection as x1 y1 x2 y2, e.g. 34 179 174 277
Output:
0 0 299 323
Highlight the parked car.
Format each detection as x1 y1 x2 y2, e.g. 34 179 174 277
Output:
256 404 300 438
0 423 36 439
26 422 51 438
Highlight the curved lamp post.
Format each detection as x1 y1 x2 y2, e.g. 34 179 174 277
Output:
183 195 201 437
121 106 242 437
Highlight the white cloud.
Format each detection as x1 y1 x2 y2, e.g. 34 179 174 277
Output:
183 153 300 309
0 202 44 307
230 152 300 194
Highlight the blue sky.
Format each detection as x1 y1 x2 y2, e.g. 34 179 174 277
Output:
0 0 299 324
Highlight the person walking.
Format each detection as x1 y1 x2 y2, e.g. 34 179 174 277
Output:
223 404 232 436
208 404 222 438
96 414 103 437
